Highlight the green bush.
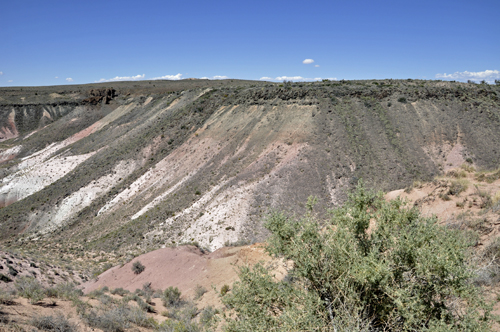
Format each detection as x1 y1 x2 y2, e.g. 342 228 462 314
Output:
219 284 230 296
223 182 490 331
132 261 145 275
162 286 182 307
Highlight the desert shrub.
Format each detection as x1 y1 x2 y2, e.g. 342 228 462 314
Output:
46 281 83 301
461 162 475 172
87 288 105 299
0 288 14 304
199 305 218 327
475 185 493 209
447 169 467 178
81 302 156 331
126 306 157 328
449 179 469 195
219 284 230 296
162 286 182 307
476 169 500 183
223 183 490 331
30 313 77 332
15 276 45 304
157 320 200 332
134 296 154 313
397 96 407 103
110 287 130 296
142 282 154 297
132 261 145 275
193 285 207 300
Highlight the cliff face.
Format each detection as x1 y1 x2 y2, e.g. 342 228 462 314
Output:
0 79 499 253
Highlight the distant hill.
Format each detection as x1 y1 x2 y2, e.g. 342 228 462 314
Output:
0 79 499 257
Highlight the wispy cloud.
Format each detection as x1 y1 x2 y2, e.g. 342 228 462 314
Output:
7 80 13 83
55 76 59 79
151 73 183 80
66 78 74 82
200 75 229 80
259 77 273 81
315 65 320 68
0 71 3 75
436 70 500 83
96 74 145 83
302 59 314 64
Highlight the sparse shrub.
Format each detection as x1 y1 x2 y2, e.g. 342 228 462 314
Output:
0 288 14 304
132 261 145 275
162 286 182 307
199 305 218 327
476 185 493 209
439 192 451 201
223 182 490 331
220 284 230 296
397 96 407 103
87 288 105 299
30 313 77 332
15 276 45 304
193 284 207 300
126 306 157 328
142 282 154 297
110 287 130 296
157 319 200 332
446 169 467 178
135 295 155 313
46 281 83 301
81 303 131 332
449 179 469 195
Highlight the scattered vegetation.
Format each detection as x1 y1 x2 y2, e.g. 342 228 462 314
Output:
14 276 45 304
30 313 77 332
223 183 491 331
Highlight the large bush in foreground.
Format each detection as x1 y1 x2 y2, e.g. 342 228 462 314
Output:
223 183 490 331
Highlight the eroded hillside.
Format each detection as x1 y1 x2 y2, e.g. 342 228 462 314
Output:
0 79 499 259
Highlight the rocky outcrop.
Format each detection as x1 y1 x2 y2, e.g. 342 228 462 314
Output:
83 88 116 105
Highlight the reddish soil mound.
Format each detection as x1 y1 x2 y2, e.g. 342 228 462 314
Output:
83 243 284 302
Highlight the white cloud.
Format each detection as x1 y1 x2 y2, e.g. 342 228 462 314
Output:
435 70 500 83
302 59 314 64
0 71 3 75
276 76 306 81
96 74 145 83
66 78 74 82
259 77 273 81
200 75 229 80
55 76 59 79
315 65 320 68
8 80 13 83
212 75 229 80
151 73 183 80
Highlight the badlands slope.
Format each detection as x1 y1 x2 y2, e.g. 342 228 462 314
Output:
0 79 499 260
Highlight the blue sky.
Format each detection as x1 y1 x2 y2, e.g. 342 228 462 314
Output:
1 0 499 86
